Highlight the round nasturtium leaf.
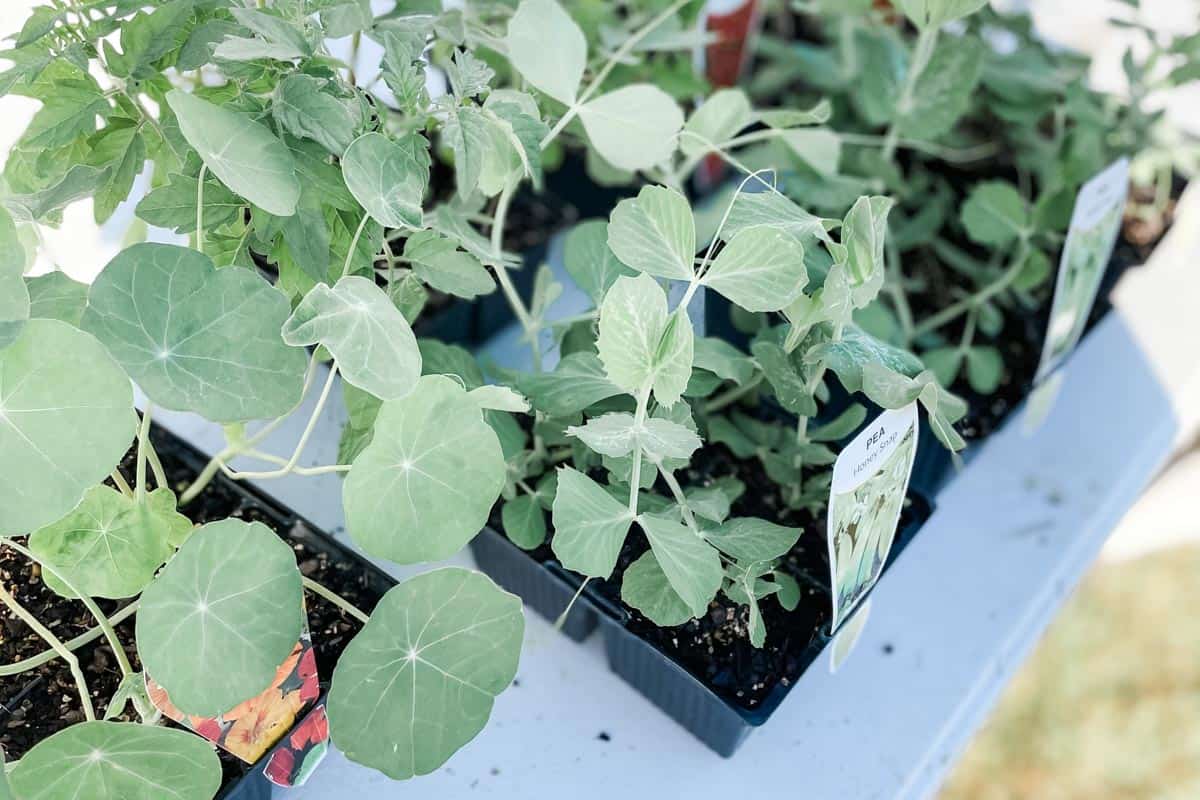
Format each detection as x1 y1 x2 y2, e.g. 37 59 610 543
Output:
327 568 524 779
136 519 303 717
82 243 308 424
341 132 429 229
29 485 179 599
9 720 221 800
343 374 505 564
282 276 421 401
0 319 135 535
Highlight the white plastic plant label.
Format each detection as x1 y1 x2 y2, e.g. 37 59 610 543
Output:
1034 157 1130 384
827 403 918 631
829 598 872 674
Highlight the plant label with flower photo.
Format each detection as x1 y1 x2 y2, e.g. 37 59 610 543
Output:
827 403 918 631
1035 158 1130 384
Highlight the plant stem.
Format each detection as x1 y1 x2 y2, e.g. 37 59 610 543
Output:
302 577 369 624
489 181 542 369
0 583 95 721
195 163 208 254
627 382 653 515
704 374 764 413
3 539 134 680
911 237 1031 338
110 469 133 498
342 214 370 278
0 601 139 677
881 26 938 163
144 436 168 491
658 465 700 535
134 404 152 503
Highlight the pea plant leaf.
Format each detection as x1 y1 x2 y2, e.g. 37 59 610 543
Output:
166 90 301 217
403 230 495 299
0 320 136 535
841 195 894 308
550 466 634 579
342 132 430 229
578 85 684 172
29 485 177 599
702 517 803 562
702 225 807 312
894 0 990 28
282 276 421 401
136 519 303 717
681 88 753 156
344 375 505 564
805 326 924 393
563 219 636 304
896 37 984 140
514 352 624 416
960 180 1029 247
607 186 696 281
0 206 28 348
597 274 694 405
504 0 585 106
502 494 546 550
82 244 308 423
621 551 693 626
9 721 221 800
328 568 523 780
637 512 723 618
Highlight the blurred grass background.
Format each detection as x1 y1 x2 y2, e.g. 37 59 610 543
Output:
941 541 1200 799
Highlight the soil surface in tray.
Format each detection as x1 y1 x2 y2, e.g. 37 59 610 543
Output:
494 442 922 712
0 429 385 788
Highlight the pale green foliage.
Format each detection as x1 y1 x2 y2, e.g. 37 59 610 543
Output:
637 512 723 618
342 132 429 229
550 466 633 579
563 220 636 304
282 276 421 401
596 274 693 404
136 519 304 717
607 186 696 281
703 518 803 562
577 85 684 172
343 375 505 563
504 0 586 106
327 568 523 779
961 181 1030 246
621 551 693 626
894 0 990 28
10 722 220 800
682 88 754 156
0 206 28 348
0 320 135 535
166 90 300 217
24 271 87 326
701 225 807 312
82 244 308 423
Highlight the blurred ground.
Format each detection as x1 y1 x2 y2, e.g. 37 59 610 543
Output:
940 540 1200 800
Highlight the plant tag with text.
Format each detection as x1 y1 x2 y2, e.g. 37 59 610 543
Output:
827 403 918 631
1035 158 1129 384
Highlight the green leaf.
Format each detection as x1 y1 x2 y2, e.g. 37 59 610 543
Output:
82 244 308 423
419 339 485 388
564 219 635 304
703 225 807 312
216 7 313 61
10 721 220 800
693 337 755 385
469 385 529 413
22 76 108 149
328 568 523 779
621 551 693 626
504 0 584 105
965 345 1003 394
806 326 923 393
29 485 180 599
283 277 421 400
0 320 135 535
135 172 243 234
567 413 700 461
960 181 1029 247
637 512 722 617
841 195 894 307
0 207 28 348
703 517 802 562
167 90 301 217
403 230 495 299
579 85 683 172
274 74 364 157
897 36 984 140
344 375 505 563
7 164 108 223
596 273 667 395
723 189 830 241
751 340 816 416
922 346 962 387
894 0 989 27
515 352 624 416
550 466 633 579
342 132 428 228
607 185 696 281
681 88 753 156
25 271 87 326
442 104 494 199
502 494 546 550
774 573 801 610
89 125 146 224
136 519 303 716
782 128 842 176
104 0 193 79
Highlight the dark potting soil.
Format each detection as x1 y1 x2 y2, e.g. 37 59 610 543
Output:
493 442 922 712
0 428 387 788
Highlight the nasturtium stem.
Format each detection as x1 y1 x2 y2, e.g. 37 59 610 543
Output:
0 583 95 721
3 539 134 680
881 26 939 163
134 404 153 503
342 214 370 278
110 469 133 498
0 601 139 677
302 577 369 624
195 163 208 255
144 436 168 491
